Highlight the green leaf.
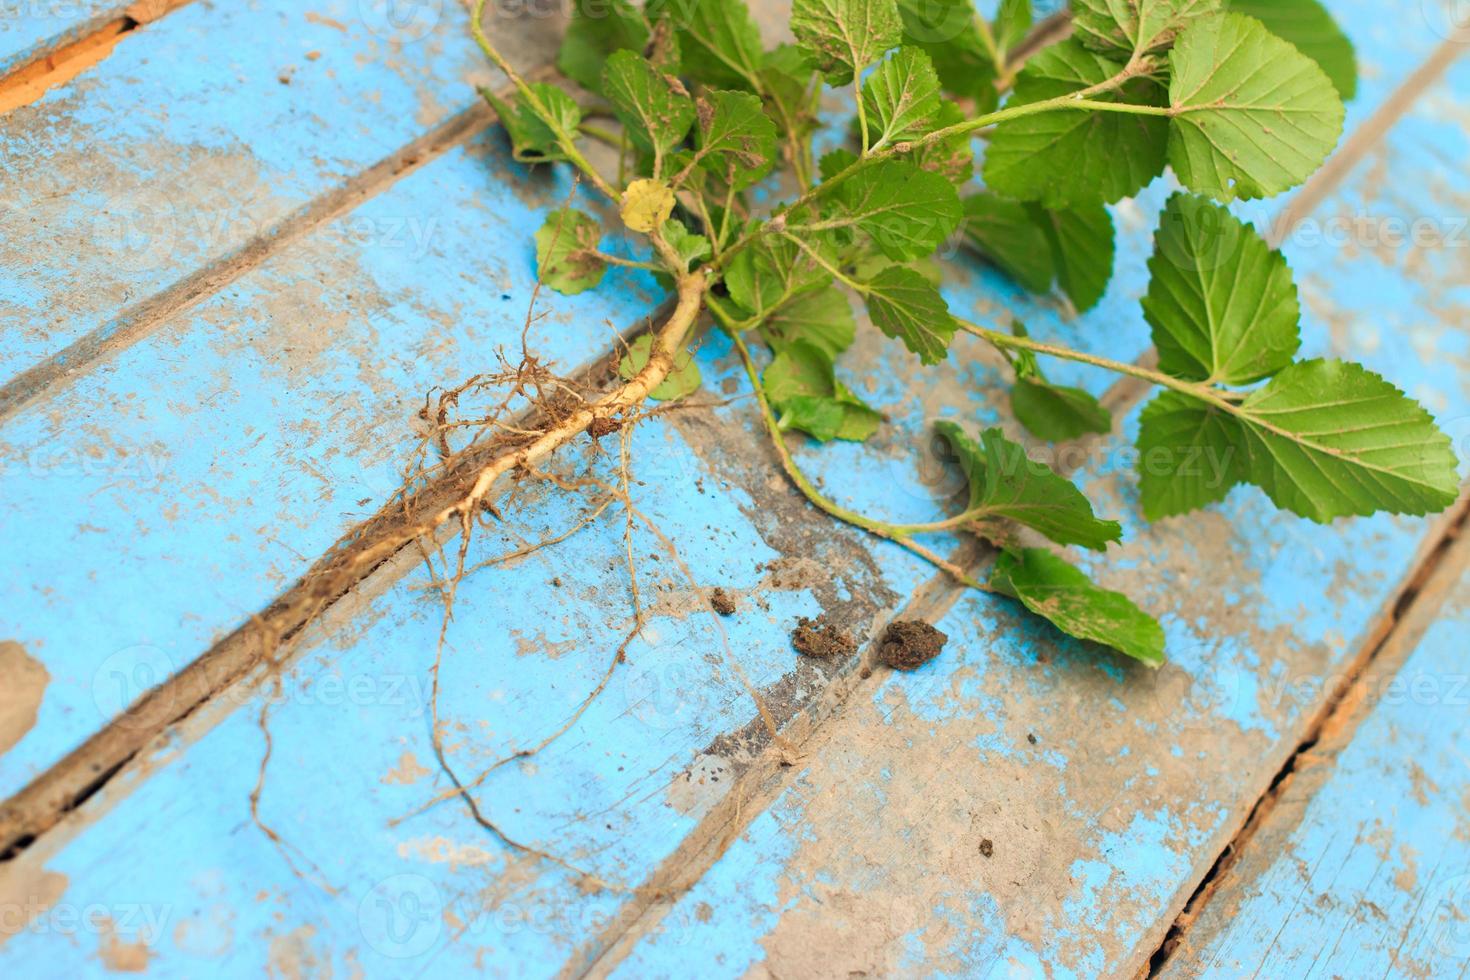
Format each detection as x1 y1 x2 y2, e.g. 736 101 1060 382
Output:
764 342 881 442
1072 0 1223 58
760 285 857 358
694 91 779 190
792 0 904 85
935 423 1122 551
1012 379 1113 441
618 334 703 402
535 209 605 295
1143 193 1301 385
1137 361 1462 522
962 192 1055 294
962 195 1115 311
1135 389 1245 519
991 548 1165 667
994 0 1034 53
909 100 975 184
726 234 827 319
1228 0 1356 99
663 220 711 271
602 50 695 157
762 45 822 148
647 0 765 90
819 147 859 180
861 46 942 148
482 83 583 164
983 40 1169 208
1030 201 1115 312
896 0 997 110
1168 12 1345 201
558 0 650 90
864 265 957 365
832 160 962 262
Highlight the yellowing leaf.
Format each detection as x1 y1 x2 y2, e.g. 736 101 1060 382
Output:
621 179 676 234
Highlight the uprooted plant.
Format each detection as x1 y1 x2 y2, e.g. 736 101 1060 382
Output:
459 0 1460 669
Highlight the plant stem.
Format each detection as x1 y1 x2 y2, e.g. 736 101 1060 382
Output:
956 319 1234 411
725 330 991 592
469 0 617 201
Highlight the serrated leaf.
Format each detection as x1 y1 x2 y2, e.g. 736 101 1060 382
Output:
1135 389 1245 519
535 208 605 294
1143 193 1301 385
603 50 695 158
558 0 650 90
861 46 942 149
1030 201 1115 312
983 40 1169 208
910 99 975 184
1228 0 1356 99
991 548 1165 666
482 83 583 163
1234 360 1461 521
819 148 860 180
663 220 711 271
936 423 1122 551
864 265 956 364
962 192 1055 294
694 90 778 190
1137 361 1461 522
765 341 881 442
792 0 904 85
620 178 676 233
760 285 856 358
1072 0 1223 58
726 234 828 319
1168 12 1345 202
618 334 702 402
829 160 962 262
896 0 998 110
1012 379 1113 441
647 0 764 90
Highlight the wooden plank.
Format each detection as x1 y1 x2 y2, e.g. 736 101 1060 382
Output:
0 1 120 75
0 0 549 396
1156 533 1470 979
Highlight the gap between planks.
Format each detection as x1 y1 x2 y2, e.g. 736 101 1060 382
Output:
1144 498 1470 978
0 91 512 422
0 0 192 115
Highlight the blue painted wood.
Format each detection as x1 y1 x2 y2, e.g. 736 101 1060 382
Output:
0 0 119 75
1158 559 1470 978
0 0 537 388
0 134 673 799
1 1 1467 978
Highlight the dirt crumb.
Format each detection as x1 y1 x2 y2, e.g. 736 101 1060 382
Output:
879 620 947 671
979 838 994 858
587 415 623 440
791 616 855 659
710 588 737 616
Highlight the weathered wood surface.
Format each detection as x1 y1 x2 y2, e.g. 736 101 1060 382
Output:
1 1 1468 977
0 0 120 74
